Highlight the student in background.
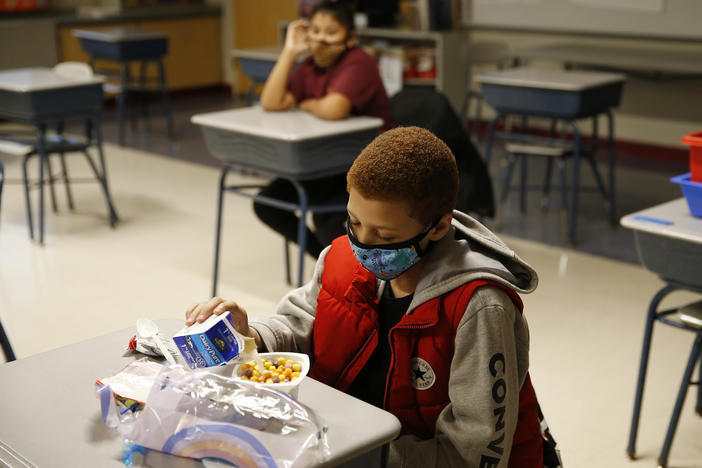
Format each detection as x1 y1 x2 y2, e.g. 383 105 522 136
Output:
186 127 546 467
257 0 391 258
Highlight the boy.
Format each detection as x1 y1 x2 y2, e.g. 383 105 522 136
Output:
186 127 544 467
256 0 391 258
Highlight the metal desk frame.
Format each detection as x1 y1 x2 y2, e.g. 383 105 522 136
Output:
0 68 119 244
484 110 617 245
212 166 347 295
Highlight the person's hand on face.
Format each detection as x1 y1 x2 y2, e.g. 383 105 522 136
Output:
283 19 311 57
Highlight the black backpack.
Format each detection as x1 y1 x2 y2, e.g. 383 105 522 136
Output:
390 88 495 218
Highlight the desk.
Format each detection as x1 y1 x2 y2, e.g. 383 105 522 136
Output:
0 318 401 468
621 199 702 468
478 67 625 244
73 28 174 145
192 106 382 292
0 67 118 244
510 43 702 80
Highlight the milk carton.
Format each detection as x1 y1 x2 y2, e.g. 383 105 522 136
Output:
172 312 245 369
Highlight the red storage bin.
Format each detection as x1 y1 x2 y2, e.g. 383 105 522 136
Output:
682 130 702 183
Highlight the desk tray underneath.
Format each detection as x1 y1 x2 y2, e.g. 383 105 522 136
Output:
481 81 623 118
634 230 702 288
78 38 168 61
0 84 103 121
200 126 377 179
238 58 276 82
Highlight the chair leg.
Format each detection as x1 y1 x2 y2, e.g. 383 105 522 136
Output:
291 180 309 287
58 153 75 210
88 118 119 225
22 155 34 239
45 154 58 213
697 352 702 416
519 154 528 213
499 154 518 204
284 240 292 286
657 334 702 468
0 318 16 362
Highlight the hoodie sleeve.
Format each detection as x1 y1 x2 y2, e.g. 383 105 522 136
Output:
249 246 329 354
388 286 529 468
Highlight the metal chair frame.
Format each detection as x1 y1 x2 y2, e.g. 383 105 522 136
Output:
627 281 702 468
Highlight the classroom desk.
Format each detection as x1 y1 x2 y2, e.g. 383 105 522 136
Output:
510 43 702 79
73 28 174 145
478 67 625 244
621 198 702 468
192 106 382 293
231 46 281 104
0 67 118 245
0 318 401 468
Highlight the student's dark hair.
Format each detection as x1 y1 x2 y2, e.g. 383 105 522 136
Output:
311 1 356 31
347 126 459 224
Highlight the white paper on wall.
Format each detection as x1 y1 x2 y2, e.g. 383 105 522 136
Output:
568 0 664 13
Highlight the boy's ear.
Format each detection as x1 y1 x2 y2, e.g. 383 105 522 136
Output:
428 213 453 241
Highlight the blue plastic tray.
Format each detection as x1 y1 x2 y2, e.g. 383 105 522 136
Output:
671 173 702 218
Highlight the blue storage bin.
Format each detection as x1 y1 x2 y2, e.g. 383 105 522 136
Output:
671 173 702 217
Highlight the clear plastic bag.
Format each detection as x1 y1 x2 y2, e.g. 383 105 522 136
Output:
97 362 329 468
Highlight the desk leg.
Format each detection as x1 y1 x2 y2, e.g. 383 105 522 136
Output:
117 62 129 146
567 120 581 245
36 123 47 245
483 115 501 170
21 154 34 240
606 110 617 227
212 167 229 297
627 284 677 459
291 180 309 287
157 59 175 141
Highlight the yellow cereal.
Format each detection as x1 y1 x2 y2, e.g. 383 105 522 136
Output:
291 371 300 378
292 364 302 372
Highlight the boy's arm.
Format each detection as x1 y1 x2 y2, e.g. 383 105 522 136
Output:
249 246 330 354
389 287 527 468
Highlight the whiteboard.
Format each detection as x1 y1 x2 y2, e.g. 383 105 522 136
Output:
467 0 702 40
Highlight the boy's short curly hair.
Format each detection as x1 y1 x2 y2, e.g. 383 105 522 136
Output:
347 126 459 224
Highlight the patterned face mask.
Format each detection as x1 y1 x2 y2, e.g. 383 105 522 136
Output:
346 218 438 281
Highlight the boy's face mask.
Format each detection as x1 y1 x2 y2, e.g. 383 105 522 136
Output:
346 219 438 281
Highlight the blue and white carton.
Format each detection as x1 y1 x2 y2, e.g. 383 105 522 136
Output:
172 312 245 369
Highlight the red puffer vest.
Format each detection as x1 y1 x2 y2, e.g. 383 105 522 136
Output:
309 237 543 467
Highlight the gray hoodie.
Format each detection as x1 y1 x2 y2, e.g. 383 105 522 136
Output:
251 210 539 468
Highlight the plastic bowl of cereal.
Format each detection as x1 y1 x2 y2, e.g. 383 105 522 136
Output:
233 352 310 398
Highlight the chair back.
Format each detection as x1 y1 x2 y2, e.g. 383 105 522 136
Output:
390 88 495 217
53 61 94 80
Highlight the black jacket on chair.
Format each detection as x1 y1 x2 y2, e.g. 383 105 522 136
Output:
390 88 495 218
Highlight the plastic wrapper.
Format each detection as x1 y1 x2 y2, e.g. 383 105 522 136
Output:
97 361 329 468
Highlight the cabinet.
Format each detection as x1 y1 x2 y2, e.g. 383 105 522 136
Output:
58 16 222 91
357 28 469 111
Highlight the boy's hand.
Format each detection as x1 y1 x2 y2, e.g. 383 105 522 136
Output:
283 19 310 57
184 297 262 349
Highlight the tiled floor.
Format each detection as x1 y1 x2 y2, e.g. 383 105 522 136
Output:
0 94 700 467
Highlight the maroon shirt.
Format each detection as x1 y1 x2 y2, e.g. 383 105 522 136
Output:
287 46 392 131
